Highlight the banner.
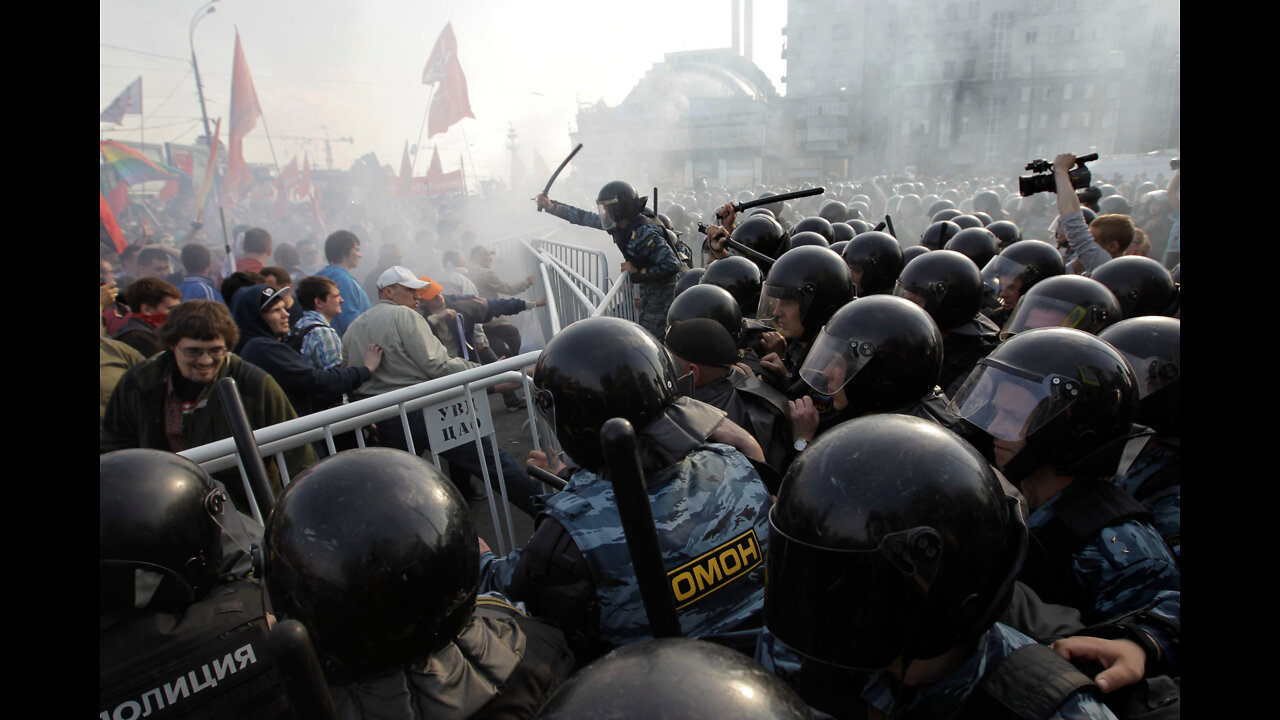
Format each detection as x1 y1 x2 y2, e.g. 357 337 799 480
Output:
422 23 474 138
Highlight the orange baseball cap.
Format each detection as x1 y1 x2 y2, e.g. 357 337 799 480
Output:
416 276 442 301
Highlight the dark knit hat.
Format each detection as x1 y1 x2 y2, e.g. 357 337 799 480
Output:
664 318 739 368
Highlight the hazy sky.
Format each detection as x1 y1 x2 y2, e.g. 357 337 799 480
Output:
100 0 786 183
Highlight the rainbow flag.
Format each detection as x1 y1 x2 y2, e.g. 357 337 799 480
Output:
99 140 187 186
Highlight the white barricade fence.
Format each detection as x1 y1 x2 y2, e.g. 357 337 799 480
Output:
177 230 637 551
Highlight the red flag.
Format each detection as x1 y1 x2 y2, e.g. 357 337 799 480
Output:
398 141 413 197
299 153 313 198
422 24 474 138
106 178 128 215
274 156 300 219
160 148 194 201
424 145 465 195
422 23 458 85
194 118 222 225
101 191 127 253
226 30 262 195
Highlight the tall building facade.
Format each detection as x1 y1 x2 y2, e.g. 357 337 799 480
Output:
781 0 1179 180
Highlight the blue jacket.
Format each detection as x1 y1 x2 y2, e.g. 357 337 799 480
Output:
176 274 225 304
481 443 770 650
231 284 370 417
550 203 679 283
315 265 370 336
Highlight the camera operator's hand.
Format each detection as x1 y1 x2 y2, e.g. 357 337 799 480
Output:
1052 153 1078 174
1053 153 1083 218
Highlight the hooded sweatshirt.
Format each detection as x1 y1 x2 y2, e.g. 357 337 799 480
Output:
231 283 371 417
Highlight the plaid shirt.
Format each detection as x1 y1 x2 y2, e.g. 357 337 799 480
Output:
297 310 344 370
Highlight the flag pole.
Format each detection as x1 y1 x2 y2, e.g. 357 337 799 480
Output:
460 125 478 192
412 84 436 175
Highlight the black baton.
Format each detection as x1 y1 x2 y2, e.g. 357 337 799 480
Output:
526 463 568 492
601 418 683 638
697 223 776 268
538 143 583 212
216 377 276 520
717 186 826 221
268 620 341 720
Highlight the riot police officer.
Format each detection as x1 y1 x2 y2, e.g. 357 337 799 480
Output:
100 449 291 719
263 447 575 719
479 317 773 664
763 414 1114 718
538 181 680 338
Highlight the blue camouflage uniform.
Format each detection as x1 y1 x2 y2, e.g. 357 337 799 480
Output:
479 440 771 660
753 623 1114 719
1113 436 1180 562
1023 480 1181 675
548 201 680 338
859 623 1116 719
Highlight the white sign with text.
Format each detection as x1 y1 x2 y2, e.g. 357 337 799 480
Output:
423 392 495 453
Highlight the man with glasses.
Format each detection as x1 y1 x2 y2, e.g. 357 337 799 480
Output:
100 299 315 513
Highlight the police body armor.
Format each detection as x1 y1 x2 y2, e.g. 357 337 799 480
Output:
694 368 793 477
1020 478 1154 616
538 443 771 647
100 580 292 720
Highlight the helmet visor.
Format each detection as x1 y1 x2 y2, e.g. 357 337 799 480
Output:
532 388 573 474
981 255 1028 305
949 358 1080 442
798 326 877 395
1000 293 1104 340
1113 348 1178 401
756 282 814 330
765 518 942 670
597 199 621 230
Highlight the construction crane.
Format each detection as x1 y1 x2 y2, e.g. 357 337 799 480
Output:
275 127 354 169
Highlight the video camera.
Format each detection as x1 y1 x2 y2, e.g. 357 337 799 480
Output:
1019 153 1098 196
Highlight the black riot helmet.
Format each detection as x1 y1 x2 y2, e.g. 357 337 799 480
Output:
945 226 1001 271
927 199 958 218
596 180 647 230
973 190 1004 217
790 216 836 243
263 448 479 683
818 200 849 224
950 327 1139 480
986 219 1023 249
831 221 856 243
931 208 964 224
667 283 743 343
532 638 814 719
1089 256 1179 318
848 218 875 235
100 449 228 611
841 230 904 296
1099 317 1180 436
756 191 784 218
902 245 931 264
533 316 680 472
1098 195 1132 216
701 255 762 317
788 230 830 248
1000 274 1121 340
972 211 994 226
893 249 983 333
981 239 1065 309
920 220 962 250
799 295 943 414
766 414 1027 669
951 214 984 230
673 267 705 298
758 245 854 340
729 214 791 275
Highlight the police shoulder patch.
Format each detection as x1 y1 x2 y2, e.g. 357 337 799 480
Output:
667 528 763 610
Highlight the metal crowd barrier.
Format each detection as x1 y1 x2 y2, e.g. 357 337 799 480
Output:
177 230 639 551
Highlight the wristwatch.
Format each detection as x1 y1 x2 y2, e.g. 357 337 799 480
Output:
793 438 809 452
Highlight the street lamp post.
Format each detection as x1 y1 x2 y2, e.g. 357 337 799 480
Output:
188 0 230 253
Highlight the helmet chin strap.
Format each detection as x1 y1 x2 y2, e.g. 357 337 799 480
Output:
999 445 1045 488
